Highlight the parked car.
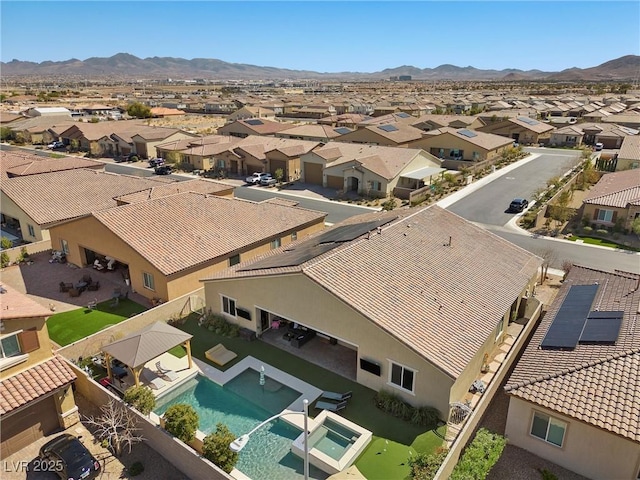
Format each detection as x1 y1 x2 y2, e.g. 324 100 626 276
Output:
154 165 172 175
260 175 278 186
47 141 65 150
38 433 101 480
594 142 604 151
508 198 529 213
245 172 271 184
148 157 164 167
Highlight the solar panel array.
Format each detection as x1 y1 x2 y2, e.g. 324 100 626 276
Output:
237 218 396 272
579 311 624 344
540 284 599 350
378 124 399 132
517 116 539 126
334 127 351 135
396 112 411 118
245 119 264 126
458 129 478 138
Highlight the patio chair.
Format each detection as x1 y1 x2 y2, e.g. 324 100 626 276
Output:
87 298 98 310
87 281 100 291
205 343 237 366
315 399 348 412
68 287 81 298
59 282 73 293
155 361 179 382
320 391 352 402
141 368 166 390
81 274 93 285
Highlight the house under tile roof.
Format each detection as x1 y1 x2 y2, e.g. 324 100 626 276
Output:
205 206 541 379
582 169 640 208
618 135 640 160
92 192 327 276
505 266 640 442
113 178 234 204
1 168 168 227
4 156 104 178
421 127 513 150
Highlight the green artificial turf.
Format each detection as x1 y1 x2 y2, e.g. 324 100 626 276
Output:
568 235 639 251
167 345 187 358
176 315 448 479
47 299 146 346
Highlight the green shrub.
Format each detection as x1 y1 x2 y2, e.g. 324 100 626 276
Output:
202 423 239 473
178 161 194 172
381 198 397 211
450 428 506 480
374 390 440 426
0 251 10 268
409 448 448 480
1 236 13 250
582 226 593 233
411 405 441 429
538 468 559 480
163 404 199 443
596 228 609 235
124 386 156 415
128 461 145 476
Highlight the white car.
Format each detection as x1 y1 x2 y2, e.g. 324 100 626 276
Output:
245 172 270 184
260 175 277 186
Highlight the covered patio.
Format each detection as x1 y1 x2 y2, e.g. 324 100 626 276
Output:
101 321 198 395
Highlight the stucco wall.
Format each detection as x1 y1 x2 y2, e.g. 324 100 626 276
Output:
0 192 48 243
505 397 640 480
204 274 454 416
0 316 54 380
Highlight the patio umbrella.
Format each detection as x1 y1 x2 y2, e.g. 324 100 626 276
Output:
260 365 265 386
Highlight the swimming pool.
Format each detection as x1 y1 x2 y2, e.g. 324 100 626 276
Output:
154 369 328 479
311 418 360 461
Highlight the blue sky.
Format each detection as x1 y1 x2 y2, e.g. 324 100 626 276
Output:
1 1 638 72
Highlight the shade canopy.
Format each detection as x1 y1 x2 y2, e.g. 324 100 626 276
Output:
102 321 192 369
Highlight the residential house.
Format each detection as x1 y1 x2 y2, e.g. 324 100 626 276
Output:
157 135 242 173
227 106 277 122
48 192 327 302
216 118 293 138
581 169 640 231
58 120 145 156
504 266 640 480
318 114 373 127
0 168 167 243
0 284 79 457
3 116 75 145
616 135 640 171
289 105 337 119
549 125 585 148
408 127 513 170
150 107 185 118
204 100 239 114
300 142 443 196
201 206 542 418
410 114 485 132
357 112 420 128
335 123 424 147
477 116 555 145
581 123 639 150
113 178 235 205
213 135 320 180
129 127 196 159
275 124 353 143
25 107 71 117
602 114 640 130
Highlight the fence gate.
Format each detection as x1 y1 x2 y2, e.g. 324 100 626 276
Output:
446 401 472 442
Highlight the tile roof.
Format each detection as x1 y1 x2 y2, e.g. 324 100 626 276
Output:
113 178 234 204
59 119 146 141
505 266 640 441
92 192 327 275
583 169 640 208
353 123 425 144
277 124 346 139
421 127 513 150
220 119 292 135
0 356 76 415
618 135 640 161
4 156 103 177
205 206 541 378
508 116 555 133
234 135 319 159
1 168 166 226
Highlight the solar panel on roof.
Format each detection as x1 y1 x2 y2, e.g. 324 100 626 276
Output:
517 116 539 126
245 119 264 126
397 112 411 118
378 124 399 132
579 311 623 344
458 129 478 138
334 127 351 135
317 218 394 244
540 284 599 350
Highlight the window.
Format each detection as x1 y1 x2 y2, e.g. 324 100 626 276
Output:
530 411 566 447
270 238 281 249
371 181 381 191
291 232 298 241
389 361 415 393
1 333 21 358
60 239 69 255
596 209 614 222
222 295 236 317
27 224 35 237
229 254 240 267
496 316 505 340
143 272 155 291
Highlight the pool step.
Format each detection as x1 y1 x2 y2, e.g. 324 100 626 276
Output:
280 409 318 432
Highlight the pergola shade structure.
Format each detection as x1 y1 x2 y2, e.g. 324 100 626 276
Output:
102 321 193 387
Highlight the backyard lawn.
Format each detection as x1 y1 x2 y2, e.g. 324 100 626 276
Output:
47 299 147 346
176 315 446 478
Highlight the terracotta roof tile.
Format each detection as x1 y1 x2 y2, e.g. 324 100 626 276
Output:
113 179 233 204
0 283 52 320
0 356 76 415
583 169 640 208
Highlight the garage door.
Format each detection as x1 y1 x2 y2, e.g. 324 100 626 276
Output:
326 175 344 190
304 162 323 185
0 395 59 458
270 159 287 177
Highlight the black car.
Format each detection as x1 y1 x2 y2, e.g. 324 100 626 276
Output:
38 434 101 480
154 165 172 175
148 157 164 167
508 198 529 213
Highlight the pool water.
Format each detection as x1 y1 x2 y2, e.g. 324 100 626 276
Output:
310 418 360 461
154 370 328 479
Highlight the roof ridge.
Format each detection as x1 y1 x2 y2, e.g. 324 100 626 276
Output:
506 346 640 392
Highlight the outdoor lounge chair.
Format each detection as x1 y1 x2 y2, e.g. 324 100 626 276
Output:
320 391 352 402
141 368 166 390
205 343 237 366
315 399 348 412
155 361 179 382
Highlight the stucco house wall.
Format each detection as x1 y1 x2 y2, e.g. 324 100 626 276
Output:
505 397 640 480
0 192 48 243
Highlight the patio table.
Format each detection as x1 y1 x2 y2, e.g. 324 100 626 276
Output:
75 281 88 291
